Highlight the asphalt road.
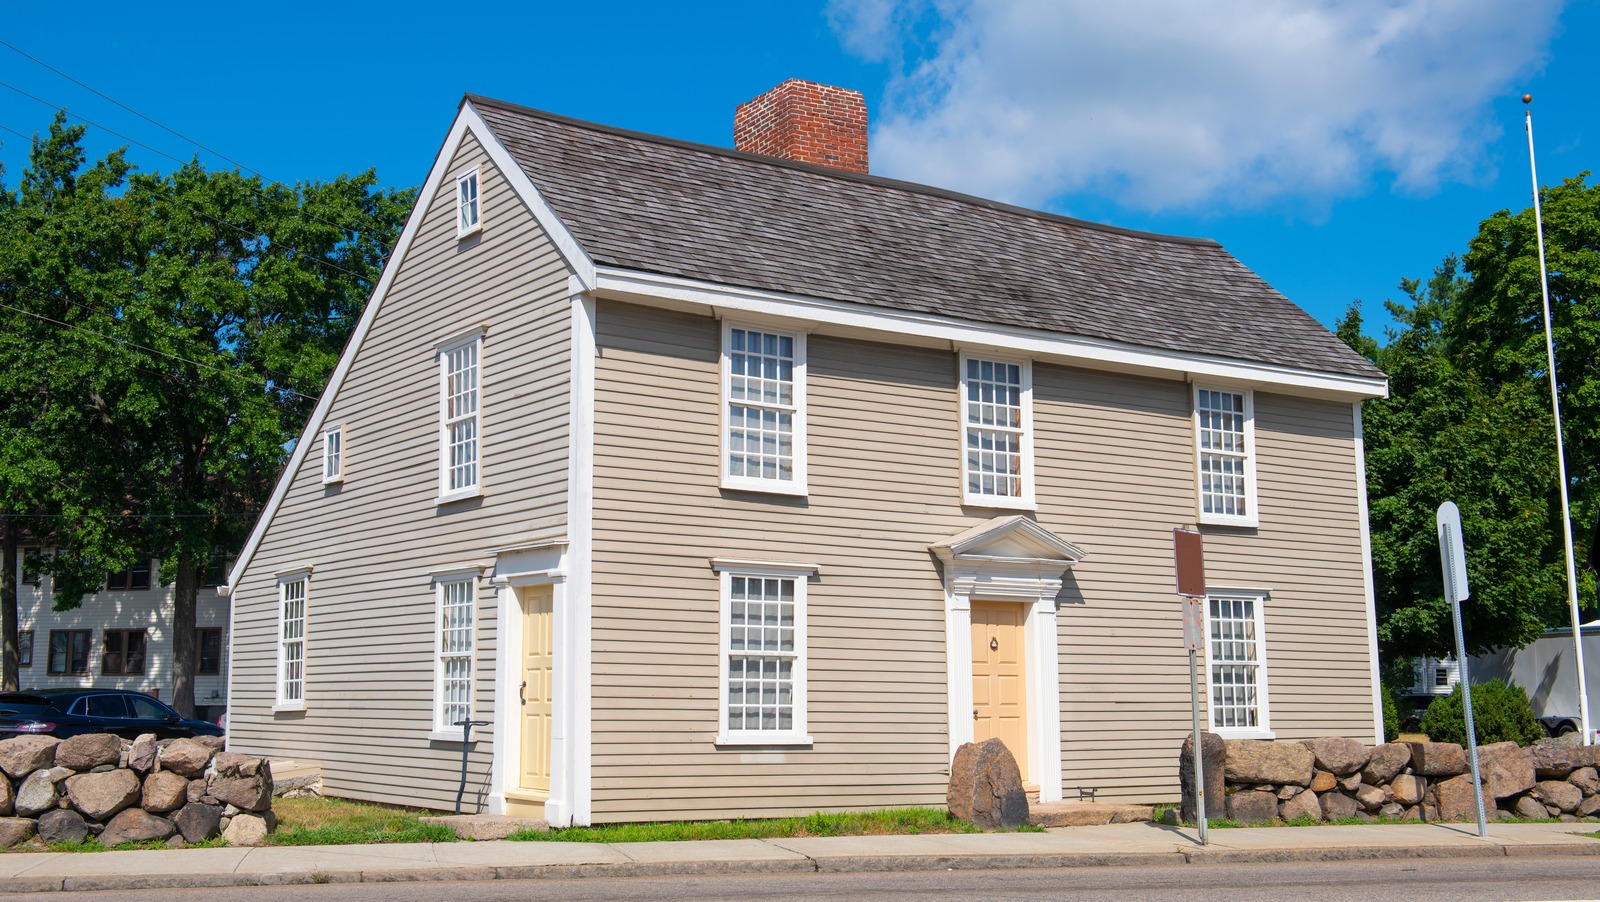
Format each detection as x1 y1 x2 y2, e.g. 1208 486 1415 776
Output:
35 856 1600 901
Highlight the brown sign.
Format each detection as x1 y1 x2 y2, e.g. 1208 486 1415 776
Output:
1174 528 1206 598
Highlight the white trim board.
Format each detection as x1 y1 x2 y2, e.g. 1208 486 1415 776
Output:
227 100 595 590
593 267 1388 403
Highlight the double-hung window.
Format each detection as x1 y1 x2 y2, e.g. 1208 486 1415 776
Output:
48 630 90 675
1194 387 1257 526
17 629 32 668
106 557 152 591
714 560 814 746
722 323 806 494
960 355 1033 507
438 333 483 501
322 424 344 483
1205 592 1272 738
277 574 308 710
102 628 148 675
433 574 477 737
196 627 223 675
456 169 481 237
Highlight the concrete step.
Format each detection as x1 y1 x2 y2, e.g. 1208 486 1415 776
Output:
267 759 324 797
419 814 551 840
1029 801 1155 827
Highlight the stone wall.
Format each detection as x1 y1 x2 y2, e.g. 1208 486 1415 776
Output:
0 733 275 849
1180 734 1600 824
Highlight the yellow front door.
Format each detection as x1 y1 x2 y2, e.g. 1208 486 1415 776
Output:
516 586 553 808
971 600 1028 782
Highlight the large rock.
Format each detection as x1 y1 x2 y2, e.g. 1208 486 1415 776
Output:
99 809 176 846
1409 742 1468 777
127 734 158 773
1514 794 1552 819
1179 731 1226 821
195 736 225 755
36 808 89 844
142 771 189 813
157 739 212 778
1309 770 1337 793
0 735 60 779
1361 743 1412 785
947 738 1029 829
1536 779 1584 814
1571 767 1600 795
1226 740 1314 786
1391 774 1425 806
1436 773 1492 822
0 773 11 817
1225 789 1279 823
1280 787 1322 821
222 813 268 846
0 817 36 849
1321 792 1359 821
1579 794 1600 818
1355 784 1387 811
210 773 272 813
172 803 223 843
55 734 122 771
212 752 266 778
65 769 141 821
1480 745 1535 800
13 770 57 817
1303 737 1370 776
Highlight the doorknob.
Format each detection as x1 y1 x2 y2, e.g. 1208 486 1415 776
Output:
519 681 527 706
973 709 979 721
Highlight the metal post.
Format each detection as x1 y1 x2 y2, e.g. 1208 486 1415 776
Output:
1443 519 1487 837
1525 97 1590 745
1189 646 1208 845
453 719 490 815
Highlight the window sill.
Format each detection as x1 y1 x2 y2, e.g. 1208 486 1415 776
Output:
436 488 483 506
457 223 483 240
1199 513 1259 529
428 729 481 743
1212 728 1274 741
961 493 1036 511
720 477 807 497
322 476 344 486
715 732 813 748
273 702 306 714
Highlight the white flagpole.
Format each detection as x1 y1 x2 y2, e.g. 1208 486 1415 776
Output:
1524 94 1590 745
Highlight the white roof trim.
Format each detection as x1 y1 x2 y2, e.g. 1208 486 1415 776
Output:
229 103 591 588
594 266 1388 402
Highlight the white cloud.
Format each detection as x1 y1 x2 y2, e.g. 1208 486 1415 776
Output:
828 0 1563 211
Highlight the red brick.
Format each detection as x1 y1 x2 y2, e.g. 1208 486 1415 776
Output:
733 79 868 174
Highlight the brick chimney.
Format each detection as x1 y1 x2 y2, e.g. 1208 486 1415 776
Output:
734 79 868 174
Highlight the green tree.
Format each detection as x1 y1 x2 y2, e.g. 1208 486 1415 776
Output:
0 116 414 709
1345 173 1600 661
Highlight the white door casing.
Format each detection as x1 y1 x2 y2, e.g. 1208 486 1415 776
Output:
931 516 1085 804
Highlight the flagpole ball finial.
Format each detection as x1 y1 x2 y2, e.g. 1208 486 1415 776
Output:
1523 94 1533 104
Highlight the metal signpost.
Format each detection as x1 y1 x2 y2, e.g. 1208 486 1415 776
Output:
1174 528 1208 845
1438 502 1486 837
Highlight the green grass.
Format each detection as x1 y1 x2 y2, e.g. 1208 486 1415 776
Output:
45 836 228 853
510 807 1019 842
262 796 457 846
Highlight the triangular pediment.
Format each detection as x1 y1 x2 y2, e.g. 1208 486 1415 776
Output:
930 516 1086 567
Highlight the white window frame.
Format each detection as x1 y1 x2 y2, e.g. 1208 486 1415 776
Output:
431 571 479 740
1193 385 1258 527
322 424 344 484
719 321 807 496
959 352 1035 509
275 571 310 712
456 169 481 238
713 559 817 746
437 329 485 503
1203 589 1272 739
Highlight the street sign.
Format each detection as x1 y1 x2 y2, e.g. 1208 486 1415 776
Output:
1437 501 1470 603
1174 528 1206 598
1183 596 1204 654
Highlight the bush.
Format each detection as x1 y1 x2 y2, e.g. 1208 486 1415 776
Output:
1418 679 1543 746
1381 686 1401 742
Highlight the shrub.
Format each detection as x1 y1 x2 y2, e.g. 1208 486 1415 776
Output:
1381 686 1401 742
1418 679 1543 746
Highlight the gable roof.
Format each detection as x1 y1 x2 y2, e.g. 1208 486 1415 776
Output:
469 94 1382 381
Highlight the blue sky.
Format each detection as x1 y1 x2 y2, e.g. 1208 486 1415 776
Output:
1 1 1593 340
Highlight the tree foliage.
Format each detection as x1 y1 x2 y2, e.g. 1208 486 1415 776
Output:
0 115 414 707
1345 173 1600 660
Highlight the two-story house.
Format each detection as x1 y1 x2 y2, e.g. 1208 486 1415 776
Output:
222 80 1388 825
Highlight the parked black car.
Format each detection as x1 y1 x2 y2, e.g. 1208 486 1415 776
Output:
0 688 224 740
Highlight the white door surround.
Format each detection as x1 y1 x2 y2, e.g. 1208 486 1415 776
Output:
931 516 1085 804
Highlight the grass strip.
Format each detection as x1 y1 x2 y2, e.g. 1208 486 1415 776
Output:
262 796 458 846
510 807 1042 842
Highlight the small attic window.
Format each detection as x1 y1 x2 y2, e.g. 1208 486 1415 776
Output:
457 170 481 237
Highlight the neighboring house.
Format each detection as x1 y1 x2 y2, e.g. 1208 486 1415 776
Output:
1408 656 1461 697
223 79 1389 825
10 547 231 722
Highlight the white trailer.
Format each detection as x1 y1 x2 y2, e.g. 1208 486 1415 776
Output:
1473 624 1600 738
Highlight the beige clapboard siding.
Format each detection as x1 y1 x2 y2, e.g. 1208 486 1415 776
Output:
590 299 1374 815
226 132 573 811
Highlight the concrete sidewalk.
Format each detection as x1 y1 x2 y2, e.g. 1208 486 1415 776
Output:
1 821 1597 893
